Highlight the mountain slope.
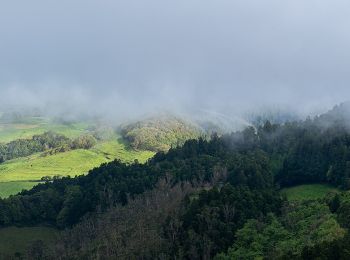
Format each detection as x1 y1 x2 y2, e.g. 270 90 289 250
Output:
120 114 202 152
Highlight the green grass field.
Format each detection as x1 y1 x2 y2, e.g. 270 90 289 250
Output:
0 116 155 198
0 226 58 257
0 181 43 198
0 117 90 143
281 184 339 201
0 138 154 198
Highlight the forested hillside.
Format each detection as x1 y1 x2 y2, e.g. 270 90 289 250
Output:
120 114 202 152
3 0 349 258
3 104 350 259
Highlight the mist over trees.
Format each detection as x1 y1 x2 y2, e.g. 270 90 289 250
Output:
2 104 350 258
2 0 350 258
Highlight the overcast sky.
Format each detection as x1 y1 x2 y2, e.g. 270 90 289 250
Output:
1 0 350 119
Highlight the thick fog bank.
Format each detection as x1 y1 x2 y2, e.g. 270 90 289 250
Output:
1 0 350 122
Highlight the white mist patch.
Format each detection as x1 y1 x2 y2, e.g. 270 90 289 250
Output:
190 109 253 134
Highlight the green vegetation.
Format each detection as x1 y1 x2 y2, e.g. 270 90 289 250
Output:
0 149 108 182
282 184 339 201
0 226 57 258
0 131 82 163
166 184 282 259
0 113 156 198
0 117 89 143
93 138 154 163
0 138 154 197
0 116 158 256
0 181 41 198
0 139 153 182
6 104 350 258
0 136 284 258
217 201 345 259
120 114 201 152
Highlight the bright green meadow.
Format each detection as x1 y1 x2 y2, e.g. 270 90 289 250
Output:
0 117 89 143
0 117 155 198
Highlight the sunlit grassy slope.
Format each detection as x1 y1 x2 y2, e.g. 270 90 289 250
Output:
0 139 154 197
0 181 42 198
0 117 89 143
281 184 339 201
0 226 58 257
0 116 155 197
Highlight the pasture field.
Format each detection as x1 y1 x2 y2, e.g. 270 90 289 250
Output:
0 116 90 143
281 184 339 201
0 138 154 197
0 116 155 198
0 226 58 257
0 139 154 181
0 181 42 198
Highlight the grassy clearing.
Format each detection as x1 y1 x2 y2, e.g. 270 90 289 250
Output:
92 138 155 163
0 117 90 143
0 149 112 182
281 184 339 201
0 139 154 182
0 117 155 197
0 138 154 197
0 226 58 257
0 181 42 198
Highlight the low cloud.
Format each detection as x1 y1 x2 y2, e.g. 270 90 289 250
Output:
0 0 350 121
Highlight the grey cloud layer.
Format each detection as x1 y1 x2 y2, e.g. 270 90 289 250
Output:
0 0 350 118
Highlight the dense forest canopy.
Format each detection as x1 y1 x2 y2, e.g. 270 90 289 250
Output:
4 103 350 259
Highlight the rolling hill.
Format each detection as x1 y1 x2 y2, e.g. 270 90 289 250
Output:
0 111 263 198
0 114 156 198
120 114 202 152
